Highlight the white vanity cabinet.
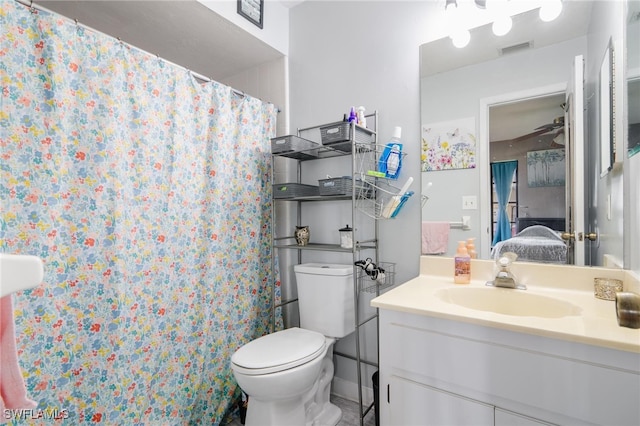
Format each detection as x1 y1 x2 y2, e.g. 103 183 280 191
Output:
388 376 555 426
389 376 494 425
378 308 640 426
495 409 555 426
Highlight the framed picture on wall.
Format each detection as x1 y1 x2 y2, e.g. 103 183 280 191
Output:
421 117 477 171
526 148 565 187
238 0 264 29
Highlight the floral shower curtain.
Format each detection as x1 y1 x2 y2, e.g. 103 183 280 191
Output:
0 1 278 424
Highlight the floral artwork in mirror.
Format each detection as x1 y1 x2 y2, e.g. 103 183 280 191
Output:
421 117 476 171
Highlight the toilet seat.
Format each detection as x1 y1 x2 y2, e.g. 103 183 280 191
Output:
231 328 326 376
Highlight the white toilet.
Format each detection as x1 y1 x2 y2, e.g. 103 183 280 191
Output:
231 263 355 426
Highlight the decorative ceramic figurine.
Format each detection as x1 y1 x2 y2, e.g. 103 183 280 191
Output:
294 226 310 246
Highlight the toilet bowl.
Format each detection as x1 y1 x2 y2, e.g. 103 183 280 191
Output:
231 263 355 426
231 328 329 425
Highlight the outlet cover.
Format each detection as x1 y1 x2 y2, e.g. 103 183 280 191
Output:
462 195 477 210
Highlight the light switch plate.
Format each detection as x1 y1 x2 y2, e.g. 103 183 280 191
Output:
462 195 477 210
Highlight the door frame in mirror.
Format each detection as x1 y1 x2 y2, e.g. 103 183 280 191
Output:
478 83 567 259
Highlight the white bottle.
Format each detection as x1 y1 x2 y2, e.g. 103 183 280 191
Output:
357 106 367 128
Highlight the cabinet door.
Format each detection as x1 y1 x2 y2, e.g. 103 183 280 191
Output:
495 408 555 426
389 376 493 426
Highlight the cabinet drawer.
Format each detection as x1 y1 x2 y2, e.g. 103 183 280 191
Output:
389 376 493 426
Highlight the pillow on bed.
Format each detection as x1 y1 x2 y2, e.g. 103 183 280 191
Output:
517 224 564 241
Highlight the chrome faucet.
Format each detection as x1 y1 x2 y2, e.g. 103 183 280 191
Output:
486 253 526 290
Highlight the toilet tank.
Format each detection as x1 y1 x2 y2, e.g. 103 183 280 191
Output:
294 263 355 338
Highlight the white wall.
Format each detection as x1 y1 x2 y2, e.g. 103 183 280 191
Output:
289 0 429 399
221 56 290 136
197 0 290 55
585 0 626 267
289 0 427 277
199 0 291 134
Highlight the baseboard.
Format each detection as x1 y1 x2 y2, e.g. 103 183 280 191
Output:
331 376 374 407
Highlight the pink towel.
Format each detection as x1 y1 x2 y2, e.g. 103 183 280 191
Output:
0 295 37 413
421 221 450 254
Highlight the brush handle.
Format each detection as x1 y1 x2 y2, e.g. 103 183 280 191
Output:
397 177 413 197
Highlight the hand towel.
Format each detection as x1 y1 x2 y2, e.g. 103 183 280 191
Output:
0 295 37 412
421 221 450 254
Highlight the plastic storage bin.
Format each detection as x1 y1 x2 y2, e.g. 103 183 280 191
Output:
318 176 355 196
271 135 319 160
272 183 320 199
318 177 374 198
319 122 375 152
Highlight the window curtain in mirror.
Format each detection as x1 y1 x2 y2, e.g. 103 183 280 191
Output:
0 0 279 424
491 161 518 246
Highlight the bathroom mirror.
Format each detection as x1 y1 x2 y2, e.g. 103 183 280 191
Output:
628 1 640 158
420 2 626 268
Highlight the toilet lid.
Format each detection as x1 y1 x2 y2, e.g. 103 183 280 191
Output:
231 328 326 375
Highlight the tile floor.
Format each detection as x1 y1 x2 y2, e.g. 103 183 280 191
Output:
334 395 377 426
223 395 377 426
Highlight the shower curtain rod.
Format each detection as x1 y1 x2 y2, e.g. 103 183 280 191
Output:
13 0 281 113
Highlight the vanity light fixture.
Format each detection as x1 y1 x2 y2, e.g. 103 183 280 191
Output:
445 0 563 48
445 0 472 48
539 0 563 22
451 28 472 48
492 14 513 36
488 0 512 36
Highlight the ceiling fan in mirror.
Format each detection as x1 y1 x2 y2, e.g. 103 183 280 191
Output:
510 102 566 147
532 115 565 147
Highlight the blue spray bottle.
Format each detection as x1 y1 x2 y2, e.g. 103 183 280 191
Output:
378 126 403 179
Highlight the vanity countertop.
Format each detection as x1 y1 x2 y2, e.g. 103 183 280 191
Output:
371 256 640 353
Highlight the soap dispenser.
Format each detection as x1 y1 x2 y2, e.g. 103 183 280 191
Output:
466 238 477 259
454 241 471 284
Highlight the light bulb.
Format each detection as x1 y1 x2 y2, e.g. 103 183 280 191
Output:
539 0 563 22
485 0 504 11
492 15 512 36
451 28 470 48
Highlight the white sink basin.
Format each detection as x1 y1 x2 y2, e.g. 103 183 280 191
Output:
435 287 583 318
